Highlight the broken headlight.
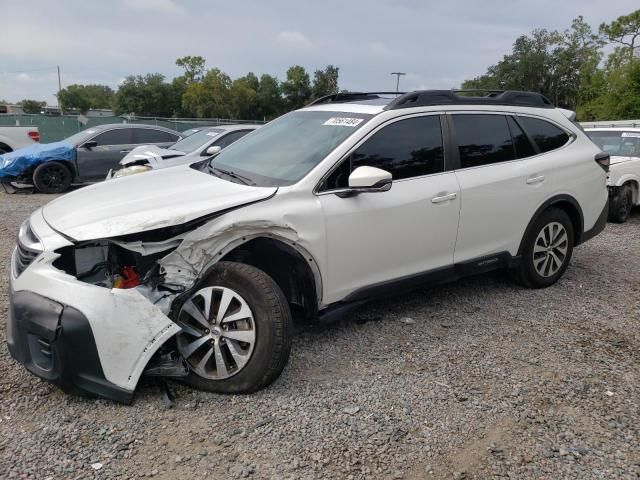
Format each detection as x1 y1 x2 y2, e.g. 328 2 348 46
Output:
112 165 152 179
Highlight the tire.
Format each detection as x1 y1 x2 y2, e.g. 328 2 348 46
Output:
511 208 574 289
175 261 292 394
33 161 72 193
607 184 633 223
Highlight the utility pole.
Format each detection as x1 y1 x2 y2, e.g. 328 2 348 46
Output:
57 65 63 114
391 72 406 94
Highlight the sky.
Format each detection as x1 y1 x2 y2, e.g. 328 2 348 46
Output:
0 0 637 106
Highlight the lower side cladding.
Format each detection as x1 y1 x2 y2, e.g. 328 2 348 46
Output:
7 289 134 404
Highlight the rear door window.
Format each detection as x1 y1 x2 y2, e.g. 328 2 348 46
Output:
507 117 537 159
93 128 133 146
452 114 515 168
517 117 570 153
213 130 252 149
133 128 179 144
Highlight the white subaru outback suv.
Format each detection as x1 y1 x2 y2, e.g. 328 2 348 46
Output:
584 126 640 223
8 90 609 403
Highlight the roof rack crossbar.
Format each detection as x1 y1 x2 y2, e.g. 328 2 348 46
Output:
307 91 406 106
384 90 554 110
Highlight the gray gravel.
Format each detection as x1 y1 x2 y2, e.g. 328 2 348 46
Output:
1 190 639 479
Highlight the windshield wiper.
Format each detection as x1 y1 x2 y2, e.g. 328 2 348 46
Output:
208 166 255 185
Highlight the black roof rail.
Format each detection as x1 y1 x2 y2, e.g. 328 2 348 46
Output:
307 91 406 106
384 89 554 110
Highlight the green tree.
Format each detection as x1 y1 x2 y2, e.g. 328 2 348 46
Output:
57 84 114 113
182 68 232 118
113 74 177 116
256 74 283 119
312 65 339 99
280 65 311 110
175 56 206 83
19 99 47 114
229 77 258 119
600 9 640 60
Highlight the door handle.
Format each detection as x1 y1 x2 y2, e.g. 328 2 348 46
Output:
526 175 545 185
120 149 132 154
431 192 457 204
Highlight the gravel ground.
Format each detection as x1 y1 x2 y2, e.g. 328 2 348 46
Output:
1 190 639 480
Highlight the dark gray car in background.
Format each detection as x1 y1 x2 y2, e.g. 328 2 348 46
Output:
0 123 181 193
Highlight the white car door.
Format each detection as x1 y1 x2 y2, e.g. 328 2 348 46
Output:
451 113 570 263
316 114 461 304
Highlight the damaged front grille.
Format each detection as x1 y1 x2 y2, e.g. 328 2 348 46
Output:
14 242 39 276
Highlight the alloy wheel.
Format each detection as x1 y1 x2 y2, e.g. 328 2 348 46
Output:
532 221 568 278
176 286 256 380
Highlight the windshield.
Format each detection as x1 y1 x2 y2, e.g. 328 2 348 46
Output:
170 128 223 153
207 110 373 186
65 128 101 145
587 130 640 158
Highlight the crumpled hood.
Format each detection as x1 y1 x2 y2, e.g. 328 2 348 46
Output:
0 141 74 179
42 165 277 241
119 145 185 167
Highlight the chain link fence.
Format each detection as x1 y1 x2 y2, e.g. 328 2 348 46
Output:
0 114 266 143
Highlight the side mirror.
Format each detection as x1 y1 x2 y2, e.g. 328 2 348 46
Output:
205 145 222 156
83 140 98 149
338 166 392 197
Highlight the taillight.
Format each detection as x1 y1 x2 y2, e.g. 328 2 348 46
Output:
595 152 609 173
28 131 40 142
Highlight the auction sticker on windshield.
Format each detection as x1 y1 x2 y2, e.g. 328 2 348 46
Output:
621 132 640 138
323 117 364 127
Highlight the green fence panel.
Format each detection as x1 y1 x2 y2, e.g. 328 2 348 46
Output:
0 114 265 143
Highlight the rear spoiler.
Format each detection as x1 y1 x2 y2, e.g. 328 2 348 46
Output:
557 108 577 121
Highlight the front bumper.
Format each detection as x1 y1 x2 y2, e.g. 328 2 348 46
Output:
7 209 181 401
7 288 134 403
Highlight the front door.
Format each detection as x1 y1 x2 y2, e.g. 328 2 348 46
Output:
317 114 461 304
76 127 135 180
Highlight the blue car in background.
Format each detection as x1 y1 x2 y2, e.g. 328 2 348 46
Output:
0 124 181 193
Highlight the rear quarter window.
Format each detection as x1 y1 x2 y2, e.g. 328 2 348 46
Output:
517 117 570 153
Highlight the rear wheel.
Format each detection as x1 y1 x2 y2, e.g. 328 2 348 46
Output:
608 184 633 223
175 262 292 394
511 208 574 288
33 161 72 193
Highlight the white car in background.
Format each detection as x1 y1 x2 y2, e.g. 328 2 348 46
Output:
109 124 260 178
585 127 640 223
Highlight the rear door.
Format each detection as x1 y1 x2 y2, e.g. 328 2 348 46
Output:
76 128 136 180
451 113 567 263
132 127 180 150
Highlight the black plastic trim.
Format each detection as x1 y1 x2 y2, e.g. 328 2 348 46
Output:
318 251 518 323
580 198 608 244
7 289 134 404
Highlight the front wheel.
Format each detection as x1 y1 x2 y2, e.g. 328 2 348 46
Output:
33 161 72 193
511 208 574 288
174 262 292 394
608 184 633 223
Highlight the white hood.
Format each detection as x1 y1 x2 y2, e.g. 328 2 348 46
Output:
42 165 276 241
119 145 185 167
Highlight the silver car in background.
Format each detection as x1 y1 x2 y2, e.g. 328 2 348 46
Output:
108 124 260 178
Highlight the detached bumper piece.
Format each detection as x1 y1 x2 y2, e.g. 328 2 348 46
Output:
7 290 133 404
